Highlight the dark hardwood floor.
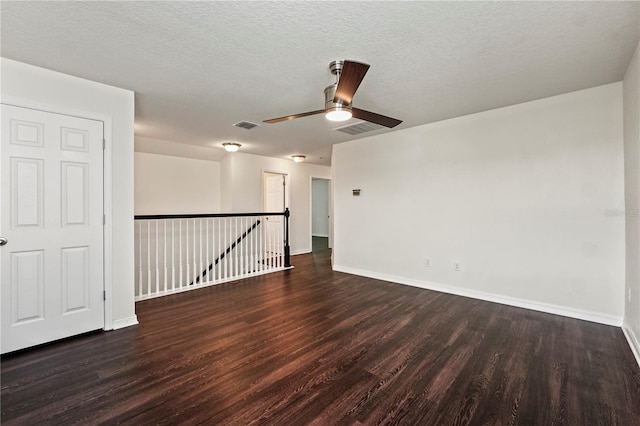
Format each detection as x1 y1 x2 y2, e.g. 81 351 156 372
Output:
2 241 640 425
313 235 329 252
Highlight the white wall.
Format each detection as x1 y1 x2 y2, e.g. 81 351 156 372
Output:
134 152 220 215
221 153 331 254
333 83 625 325
312 178 330 237
136 136 227 162
1 58 136 328
623 40 640 365
220 153 233 212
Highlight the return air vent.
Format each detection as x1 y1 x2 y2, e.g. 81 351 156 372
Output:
233 121 260 130
334 121 385 135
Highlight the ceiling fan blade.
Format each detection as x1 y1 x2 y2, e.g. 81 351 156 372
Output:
334 60 370 105
263 109 325 124
352 108 402 128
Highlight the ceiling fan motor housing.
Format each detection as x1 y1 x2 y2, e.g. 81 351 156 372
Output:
324 83 352 115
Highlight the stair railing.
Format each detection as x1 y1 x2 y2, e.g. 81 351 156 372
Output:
134 209 291 301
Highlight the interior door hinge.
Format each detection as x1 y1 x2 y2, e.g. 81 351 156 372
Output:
103 214 106 225
103 290 106 301
102 138 106 150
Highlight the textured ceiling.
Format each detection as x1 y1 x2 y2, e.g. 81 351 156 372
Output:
2 1 639 165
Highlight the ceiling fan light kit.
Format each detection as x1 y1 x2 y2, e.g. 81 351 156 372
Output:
325 107 352 122
264 60 402 128
222 142 241 152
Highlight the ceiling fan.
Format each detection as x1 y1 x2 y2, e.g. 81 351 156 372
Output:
263 60 402 128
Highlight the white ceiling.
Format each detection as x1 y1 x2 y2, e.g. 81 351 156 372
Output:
2 1 639 166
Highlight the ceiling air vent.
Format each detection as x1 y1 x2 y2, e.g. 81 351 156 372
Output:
334 121 385 135
233 121 260 130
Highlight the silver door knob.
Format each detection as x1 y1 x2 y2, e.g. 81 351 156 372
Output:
0 237 7 246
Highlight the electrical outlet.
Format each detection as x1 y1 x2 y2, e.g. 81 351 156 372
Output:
424 258 431 268
453 261 461 272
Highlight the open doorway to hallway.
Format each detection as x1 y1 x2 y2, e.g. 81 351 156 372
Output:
311 177 330 253
263 171 288 257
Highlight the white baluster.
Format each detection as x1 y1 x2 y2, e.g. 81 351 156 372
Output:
245 217 249 275
138 220 143 297
232 217 236 277
272 217 276 270
179 220 183 289
187 220 191 288
171 220 175 291
147 221 151 296
193 218 197 285
163 221 167 293
198 219 202 285
224 217 228 280
241 217 246 276
279 220 283 268
243 217 248 276
267 216 272 271
260 217 264 271
275 219 279 269
248 217 253 274
154 221 159 295
234 217 239 278
271 219 276 270
205 219 209 283
217 218 221 281
258 216 264 273
239 217 243 276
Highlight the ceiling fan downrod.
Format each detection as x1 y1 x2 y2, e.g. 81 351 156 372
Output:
329 60 344 81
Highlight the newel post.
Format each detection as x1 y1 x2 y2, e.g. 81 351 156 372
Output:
284 208 291 267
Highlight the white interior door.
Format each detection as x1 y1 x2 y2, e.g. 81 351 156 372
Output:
1 104 105 354
263 173 285 256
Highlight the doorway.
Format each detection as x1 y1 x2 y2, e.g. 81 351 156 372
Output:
263 172 286 212
311 178 330 252
263 171 288 255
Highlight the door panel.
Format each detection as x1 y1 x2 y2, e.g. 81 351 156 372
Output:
61 246 90 314
1 104 104 353
11 250 45 324
11 157 43 228
61 161 89 226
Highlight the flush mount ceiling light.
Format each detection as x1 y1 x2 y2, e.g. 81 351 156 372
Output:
222 142 241 152
291 155 306 163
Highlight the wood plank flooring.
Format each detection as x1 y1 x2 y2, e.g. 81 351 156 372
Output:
2 240 640 424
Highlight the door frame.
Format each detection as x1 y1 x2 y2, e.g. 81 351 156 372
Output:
309 176 332 250
1 95 114 330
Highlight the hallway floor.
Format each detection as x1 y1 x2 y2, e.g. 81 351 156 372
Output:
2 244 639 424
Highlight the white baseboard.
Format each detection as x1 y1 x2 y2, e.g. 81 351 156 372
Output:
332 265 623 327
312 234 329 238
292 249 312 256
623 323 640 368
112 315 139 330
